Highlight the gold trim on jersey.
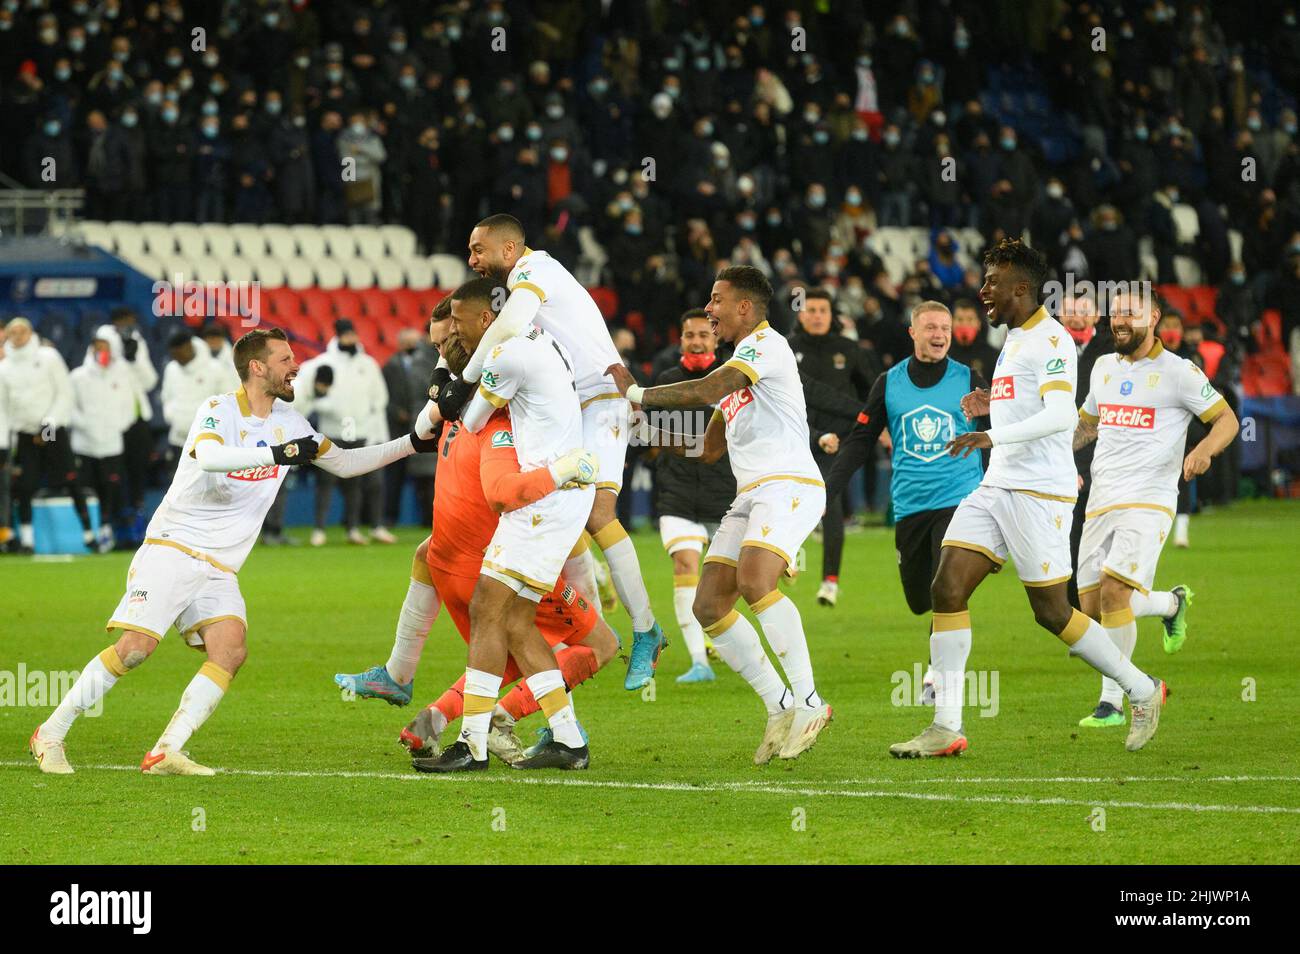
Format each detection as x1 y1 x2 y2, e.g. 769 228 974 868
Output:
184 615 245 637
1011 488 1077 503
1039 380 1073 395
736 474 826 495
1121 338 1165 363
235 387 253 417
1020 306 1049 331
106 620 164 641
1198 397 1228 423
1078 582 1101 595
723 357 759 385
941 539 1007 566
514 280 546 302
478 384 508 408
143 537 237 575
741 539 792 566
594 481 621 492
1085 501 1174 520
188 432 224 458
664 535 708 551
1078 408 1100 424
1102 566 1149 594
315 437 333 458
580 391 623 409
702 554 738 568
1023 574 1072 588
481 560 552 594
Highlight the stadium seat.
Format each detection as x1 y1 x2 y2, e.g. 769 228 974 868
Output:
108 221 146 258
588 286 619 320
291 224 328 261
373 258 405 290
416 289 446 319
330 288 363 319
343 259 375 289
321 224 357 259
352 225 386 262
390 287 424 321
253 258 286 286
139 222 174 256
381 224 418 258
231 224 268 258
202 225 237 260
1173 256 1203 287
222 257 255 283
429 254 469 287
402 256 435 289
1172 204 1200 245
175 229 208 261
265 287 303 316
124 252 165 281
282 258 315 290
359 288 394 318
315 259 345 290
262 224 297 260
76 220 112 252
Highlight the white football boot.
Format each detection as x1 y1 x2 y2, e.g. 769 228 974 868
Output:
753 708 796 765
889 723 968 758
778 703 833 759
30 727 74 775
140 749 216 776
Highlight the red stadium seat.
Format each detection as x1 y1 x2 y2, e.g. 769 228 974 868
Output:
265 287 303 317
1188 286 1217 322
1259 309 1283 347
299 288 333 321
390 287 423 317
330 289 363 319
588 286 619 320
416 289 447 319
1156 284 1192 318
1242 350 1293 397
359 288 394 319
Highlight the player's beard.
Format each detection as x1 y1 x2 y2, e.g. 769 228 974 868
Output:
269 374 295 401
1113 326 1148 356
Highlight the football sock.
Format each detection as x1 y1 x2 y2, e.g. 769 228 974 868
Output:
433 677 466 723
1059 609 1157 701
705 609 787 715
526 670 584 747
153 661 232 753
500 645 598 719
751 591 820 708
673 574 708 664
460 668 502 761
1131 589 1178 619
19 523 34 548
930 612 972 732
562 543 601 616
385 563 440 684
594 521 655 631
1098 607 1138 708
41 646 128 742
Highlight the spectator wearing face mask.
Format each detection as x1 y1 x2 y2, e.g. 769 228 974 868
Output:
295 320 393 547
69 327 137 553
338 111 387 225
1031 178 1075 272
927 230 964 288
1082 205 1140 285
876 123 913 226
23 114 79 193
193 111 230 223
81 110 133 220
148 96 191 220
947 299 999 382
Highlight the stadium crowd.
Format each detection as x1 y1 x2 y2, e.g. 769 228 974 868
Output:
1 0 1297 551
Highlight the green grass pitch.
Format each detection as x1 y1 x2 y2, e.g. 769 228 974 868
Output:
2 499 1298 864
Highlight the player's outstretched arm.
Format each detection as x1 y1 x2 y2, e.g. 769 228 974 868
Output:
607 362 750 409
461 285 543 383
192 436 319 472
1072 411 1099 451
313 433 424 478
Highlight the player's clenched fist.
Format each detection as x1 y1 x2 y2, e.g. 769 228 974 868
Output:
960 388 991 420
271 436 319 465
946 431 992 458
549 448 599 488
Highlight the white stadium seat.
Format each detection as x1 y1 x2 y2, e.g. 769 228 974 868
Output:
175 228 208 260
373 259 405 290
1173 256 1202 286
321 224 358 259
253 258 286 286
282 258 315 290
343 259 375 288
261 224 297 260
381 224 417 257
108 221 146 257
202 225 237 260
232 224 268 258
352 225 386 262
1172 204 1200 245
222 257 255 283
1228 228 1243 264
290 224 327 261
429 253 469 287
401 257 435 289
315 259 344 290
139 223 174 256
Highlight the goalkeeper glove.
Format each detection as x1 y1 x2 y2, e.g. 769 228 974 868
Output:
436 376 475 422
121 335 139 362
271 436 319 465
427 366 452 402
548 448 599 488
409 428 439 453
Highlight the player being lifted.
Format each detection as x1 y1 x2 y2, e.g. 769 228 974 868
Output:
1072 287 1238 727
609 266 832 763
30 328 438 775
891 240 1169 758
456 214 667 690
419 278 597 771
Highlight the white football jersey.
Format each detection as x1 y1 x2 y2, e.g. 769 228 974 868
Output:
1082 340 1227 517
716 320 822 492
475 323 583 471
506 248 620 402
983 307 1078 499
146 388 327 572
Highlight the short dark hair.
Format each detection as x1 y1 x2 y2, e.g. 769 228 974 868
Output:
430 294 452 323
952 298 979 314
803 287 834 306
110 305 137 323
680 307 709 328
714 265 773 315
475 212 525 244
167 330 192 350
233 327 288 381
981 238 1047 300
450 277 506 313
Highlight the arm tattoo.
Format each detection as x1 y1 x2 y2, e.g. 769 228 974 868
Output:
1072 418 1098 451
643 366 750 409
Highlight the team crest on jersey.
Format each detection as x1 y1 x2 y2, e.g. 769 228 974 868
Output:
274 427 285 444
736 345 760 363
1045 357 1066 374
1120 380 1134 395
490 430 514 448
1146 373 1161 388
202 416 219 429
901 405 956 462
720 386 754 423
833 353 846 369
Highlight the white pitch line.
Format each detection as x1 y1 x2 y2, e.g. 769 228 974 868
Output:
725 775 1300 785
3 761 1299 816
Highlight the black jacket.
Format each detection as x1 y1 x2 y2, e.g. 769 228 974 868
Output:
788 328 872 441
653 359 734 523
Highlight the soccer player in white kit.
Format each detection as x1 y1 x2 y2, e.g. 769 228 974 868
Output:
608 266 833 763
891 240 1170 758
1072 287 1238 727
419 277 599 772
30 328 438 775
458 214 668 691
